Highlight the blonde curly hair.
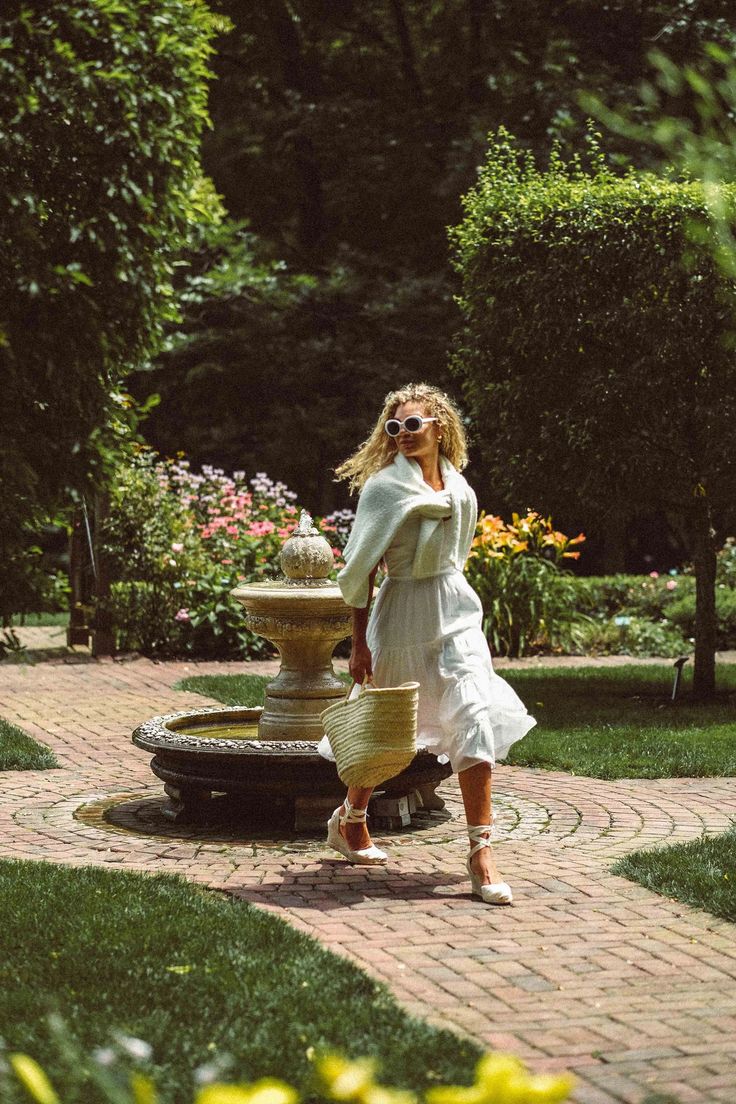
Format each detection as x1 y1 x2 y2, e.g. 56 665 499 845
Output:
335 382 469 493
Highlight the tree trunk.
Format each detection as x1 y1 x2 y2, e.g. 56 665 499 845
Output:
266 0 328 264
691 493 717 700
92 490 115 657
67 504 91 646
600 507 629 574
466 0 486 103
388 0 423 102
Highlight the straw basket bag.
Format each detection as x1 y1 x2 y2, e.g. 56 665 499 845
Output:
320 680 419 788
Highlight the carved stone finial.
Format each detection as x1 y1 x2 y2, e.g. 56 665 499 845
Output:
280 509 334 579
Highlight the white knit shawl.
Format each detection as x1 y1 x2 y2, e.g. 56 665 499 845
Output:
337 453 477 608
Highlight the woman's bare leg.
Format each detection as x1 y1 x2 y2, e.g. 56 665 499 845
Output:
339 785 374 850
458 762 503 885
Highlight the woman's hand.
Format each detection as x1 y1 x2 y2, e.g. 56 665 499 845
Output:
349 641 373 685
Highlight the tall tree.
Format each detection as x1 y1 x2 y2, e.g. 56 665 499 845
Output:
0 0 221 621
450 131 736 698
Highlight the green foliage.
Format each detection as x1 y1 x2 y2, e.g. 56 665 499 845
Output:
563 571 736 653
449 128 736 690
2 1041 574 1104
0 718 58 771
586 44 736 280
715 536 736 586
570 574 695 620
0 859 484 1104
0 0 221 621
464 511 585 657
139 2 736 516
663 586 736 648
102 450 349 657
207 2 736 265
612 826 736 924
562 614 688 659
136 220 457 511
450 128 736 533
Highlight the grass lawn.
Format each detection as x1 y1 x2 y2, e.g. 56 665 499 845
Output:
0 718 58 770
178 665 736 780
0 860 480 1103
176 672 274 706
612 828 736 924
504 665 736 778
9 611 69 627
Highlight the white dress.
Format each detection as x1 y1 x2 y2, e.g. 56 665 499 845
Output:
319 455 536 774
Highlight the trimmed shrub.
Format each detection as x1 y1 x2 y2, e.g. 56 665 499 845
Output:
571 574 694 620
664 587 736 649
561 614 688 658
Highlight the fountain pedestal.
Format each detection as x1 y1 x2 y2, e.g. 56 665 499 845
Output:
231 581 350 741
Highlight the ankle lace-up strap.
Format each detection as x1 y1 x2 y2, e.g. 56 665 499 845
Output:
467 823 494 858
341 798 369 825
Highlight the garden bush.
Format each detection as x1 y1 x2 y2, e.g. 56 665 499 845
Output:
570 573 694 621
464 511 585 657
663 586 736 649
103 450 351 658
715 537 736 586
560 613 688 659
565 570 736 654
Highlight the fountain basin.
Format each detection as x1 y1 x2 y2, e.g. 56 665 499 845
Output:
133 705 452 826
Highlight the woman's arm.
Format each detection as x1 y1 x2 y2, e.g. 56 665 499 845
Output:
348 563 379 684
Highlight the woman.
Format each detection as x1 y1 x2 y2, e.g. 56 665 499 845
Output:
319 383 536 905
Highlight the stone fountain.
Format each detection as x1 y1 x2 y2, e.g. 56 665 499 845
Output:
132 511 450 829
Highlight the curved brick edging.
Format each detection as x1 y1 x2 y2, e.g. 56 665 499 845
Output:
1 656 735 1104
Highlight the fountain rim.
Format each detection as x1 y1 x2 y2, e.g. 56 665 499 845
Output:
133 705 324 757
231 579 347 601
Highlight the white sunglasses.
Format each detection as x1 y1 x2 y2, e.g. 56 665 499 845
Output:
384 415 438 437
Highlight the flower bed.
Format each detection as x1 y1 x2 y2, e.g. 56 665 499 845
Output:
103 450 352 658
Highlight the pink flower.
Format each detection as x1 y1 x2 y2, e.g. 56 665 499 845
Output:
171 542 184 553
649 571 659 579
248 520 275 537
666 580 677 590
175 608 190 622
222 558 232 565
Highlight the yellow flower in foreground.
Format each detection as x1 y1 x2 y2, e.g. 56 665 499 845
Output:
426 1053 574 1104
521 1073 576 1103
131 1071 159 1104
9 1055 59 1104
362 1085 417 1104
315 1054 379 1101
425 1086 487 1104
195 1081 297 1104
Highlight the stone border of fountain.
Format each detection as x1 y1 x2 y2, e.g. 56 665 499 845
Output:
133 705 452 827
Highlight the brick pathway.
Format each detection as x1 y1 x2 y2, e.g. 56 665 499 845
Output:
1 655 735 1104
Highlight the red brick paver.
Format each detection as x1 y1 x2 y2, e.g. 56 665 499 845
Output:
1 655 735 1104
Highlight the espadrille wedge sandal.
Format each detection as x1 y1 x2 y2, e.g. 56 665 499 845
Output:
327 798 388 865
466 824 512 905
